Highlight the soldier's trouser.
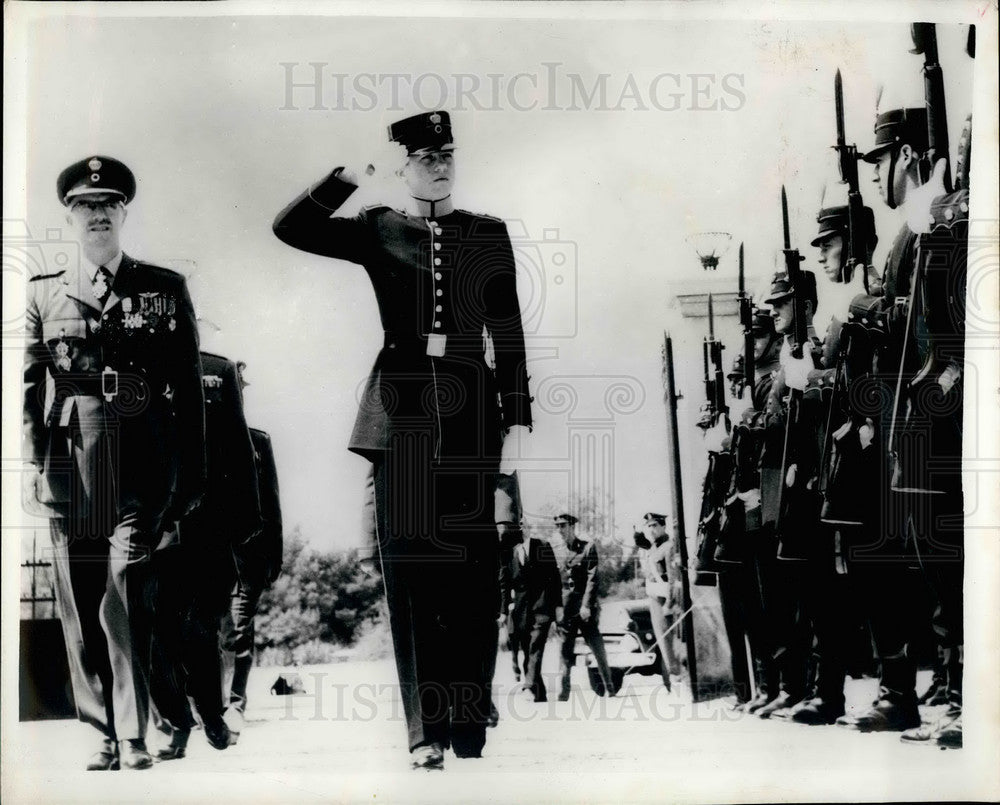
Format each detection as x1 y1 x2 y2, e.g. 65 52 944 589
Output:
756 529 810 699
519 616 552 701
559 616 614 695
718 568 754 703
151 541 235 731
222 560 267 713
50 519 116 739
374 455 500 755
648 595 681 683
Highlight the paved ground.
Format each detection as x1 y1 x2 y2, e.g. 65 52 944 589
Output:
4 651 996 804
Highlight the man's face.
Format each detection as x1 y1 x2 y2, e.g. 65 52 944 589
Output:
67 194 126 254
771 298 794 335
555 521 575 541
871 146 911 208
753 332 773 361
816 233 845 282
643 520 667 542
401 149 455 201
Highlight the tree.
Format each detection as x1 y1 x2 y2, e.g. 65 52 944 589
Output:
254 526 385 658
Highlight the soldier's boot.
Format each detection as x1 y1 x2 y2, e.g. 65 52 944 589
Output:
756 690 801 720
790 696 846 725
916 652 948 706
900 702 962 746
837 687 920 732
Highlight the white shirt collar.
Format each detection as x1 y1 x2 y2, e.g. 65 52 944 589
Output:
82 251 123 282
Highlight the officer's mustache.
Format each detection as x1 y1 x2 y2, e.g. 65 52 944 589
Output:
87 218 112 230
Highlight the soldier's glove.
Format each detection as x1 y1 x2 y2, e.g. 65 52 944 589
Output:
784 349 814 391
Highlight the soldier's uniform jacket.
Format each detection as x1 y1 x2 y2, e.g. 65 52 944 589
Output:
23 254 205 522
273 170 532 463
180 352 261 548
238 428 284 587
560 537 601 618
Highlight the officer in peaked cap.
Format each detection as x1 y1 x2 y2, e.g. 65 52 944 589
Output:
637 512 681 686
273 111 532 770
24 156 204 770
553 513 616 699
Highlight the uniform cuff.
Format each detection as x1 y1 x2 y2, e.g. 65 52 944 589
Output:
308 168 358 211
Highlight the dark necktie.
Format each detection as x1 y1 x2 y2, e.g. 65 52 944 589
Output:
92 266 113 307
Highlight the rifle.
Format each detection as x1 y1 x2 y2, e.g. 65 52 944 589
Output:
661 332 700 702
702 293 730 429
910 23 952 193
737 243 755 400
775 187 809 560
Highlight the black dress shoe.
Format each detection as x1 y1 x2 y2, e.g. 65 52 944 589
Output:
839 690 920 732
118 740 153 770
756 691 800 719
790 697 845 725
203 718 231 751
410 742 444 770
745 692 774 715
154 728 190 761
86 738 119 771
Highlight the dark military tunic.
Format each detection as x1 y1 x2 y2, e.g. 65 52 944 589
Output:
273 170 531 754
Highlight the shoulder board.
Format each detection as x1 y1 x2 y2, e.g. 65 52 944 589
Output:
132 259 185 283
28 271 66 282
361 203 392 214
459 209 504 224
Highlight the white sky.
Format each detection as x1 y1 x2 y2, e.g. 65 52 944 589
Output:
7 10 980 552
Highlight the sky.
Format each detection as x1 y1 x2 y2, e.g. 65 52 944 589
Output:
6 8 979 552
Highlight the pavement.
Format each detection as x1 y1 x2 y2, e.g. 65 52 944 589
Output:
3 651 996 804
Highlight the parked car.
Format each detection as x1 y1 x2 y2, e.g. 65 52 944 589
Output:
574 599 664 694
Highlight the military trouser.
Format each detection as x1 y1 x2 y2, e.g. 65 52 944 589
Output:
755 527 811 700
373 451 500 756
648 594 681 685
221 554 268 714
150 540 236 732
558 614 614 696
717 567 755 703
51 510 159 744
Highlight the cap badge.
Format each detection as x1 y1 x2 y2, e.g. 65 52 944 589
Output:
429 113 441 123
91 173 101 183
88 158 102 171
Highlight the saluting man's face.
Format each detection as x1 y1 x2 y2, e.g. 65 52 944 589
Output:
401 149 455 200
816 234 844 282
67 193 126 253
643 520 667 541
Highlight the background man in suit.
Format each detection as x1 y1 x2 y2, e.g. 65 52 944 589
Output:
554 514 615 700
508 527 563 702
23 156 205 770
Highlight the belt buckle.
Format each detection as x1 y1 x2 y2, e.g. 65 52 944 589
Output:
101 366 119 401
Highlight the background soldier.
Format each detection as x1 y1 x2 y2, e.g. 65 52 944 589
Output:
150 349 261 759
273 111 532 770
222 424 284 743
23 156 205 770
554 514 616 700
634 512 682 688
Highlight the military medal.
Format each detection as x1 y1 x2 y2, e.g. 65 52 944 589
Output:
92 272 109 301
55 340 71 372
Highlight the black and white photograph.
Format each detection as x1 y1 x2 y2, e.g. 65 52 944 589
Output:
2 1 998 803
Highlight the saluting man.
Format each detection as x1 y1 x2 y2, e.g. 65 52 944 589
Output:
273 111 532 770
23 157 205 770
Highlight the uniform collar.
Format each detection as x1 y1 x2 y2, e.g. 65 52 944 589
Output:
408 195 454 219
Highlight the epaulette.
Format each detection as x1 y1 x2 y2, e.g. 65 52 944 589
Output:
802 369 835 402
466 210 504 224
362 203 392 213
929 189 969 232
200 350 235 364
28 271 66 282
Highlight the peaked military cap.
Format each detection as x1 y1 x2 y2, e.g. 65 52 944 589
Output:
553 513 578 526
765 270 817 311
861 107 928 164
810 204 877 248
388 111 455 155
642 512 667 525
57 155 136 206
